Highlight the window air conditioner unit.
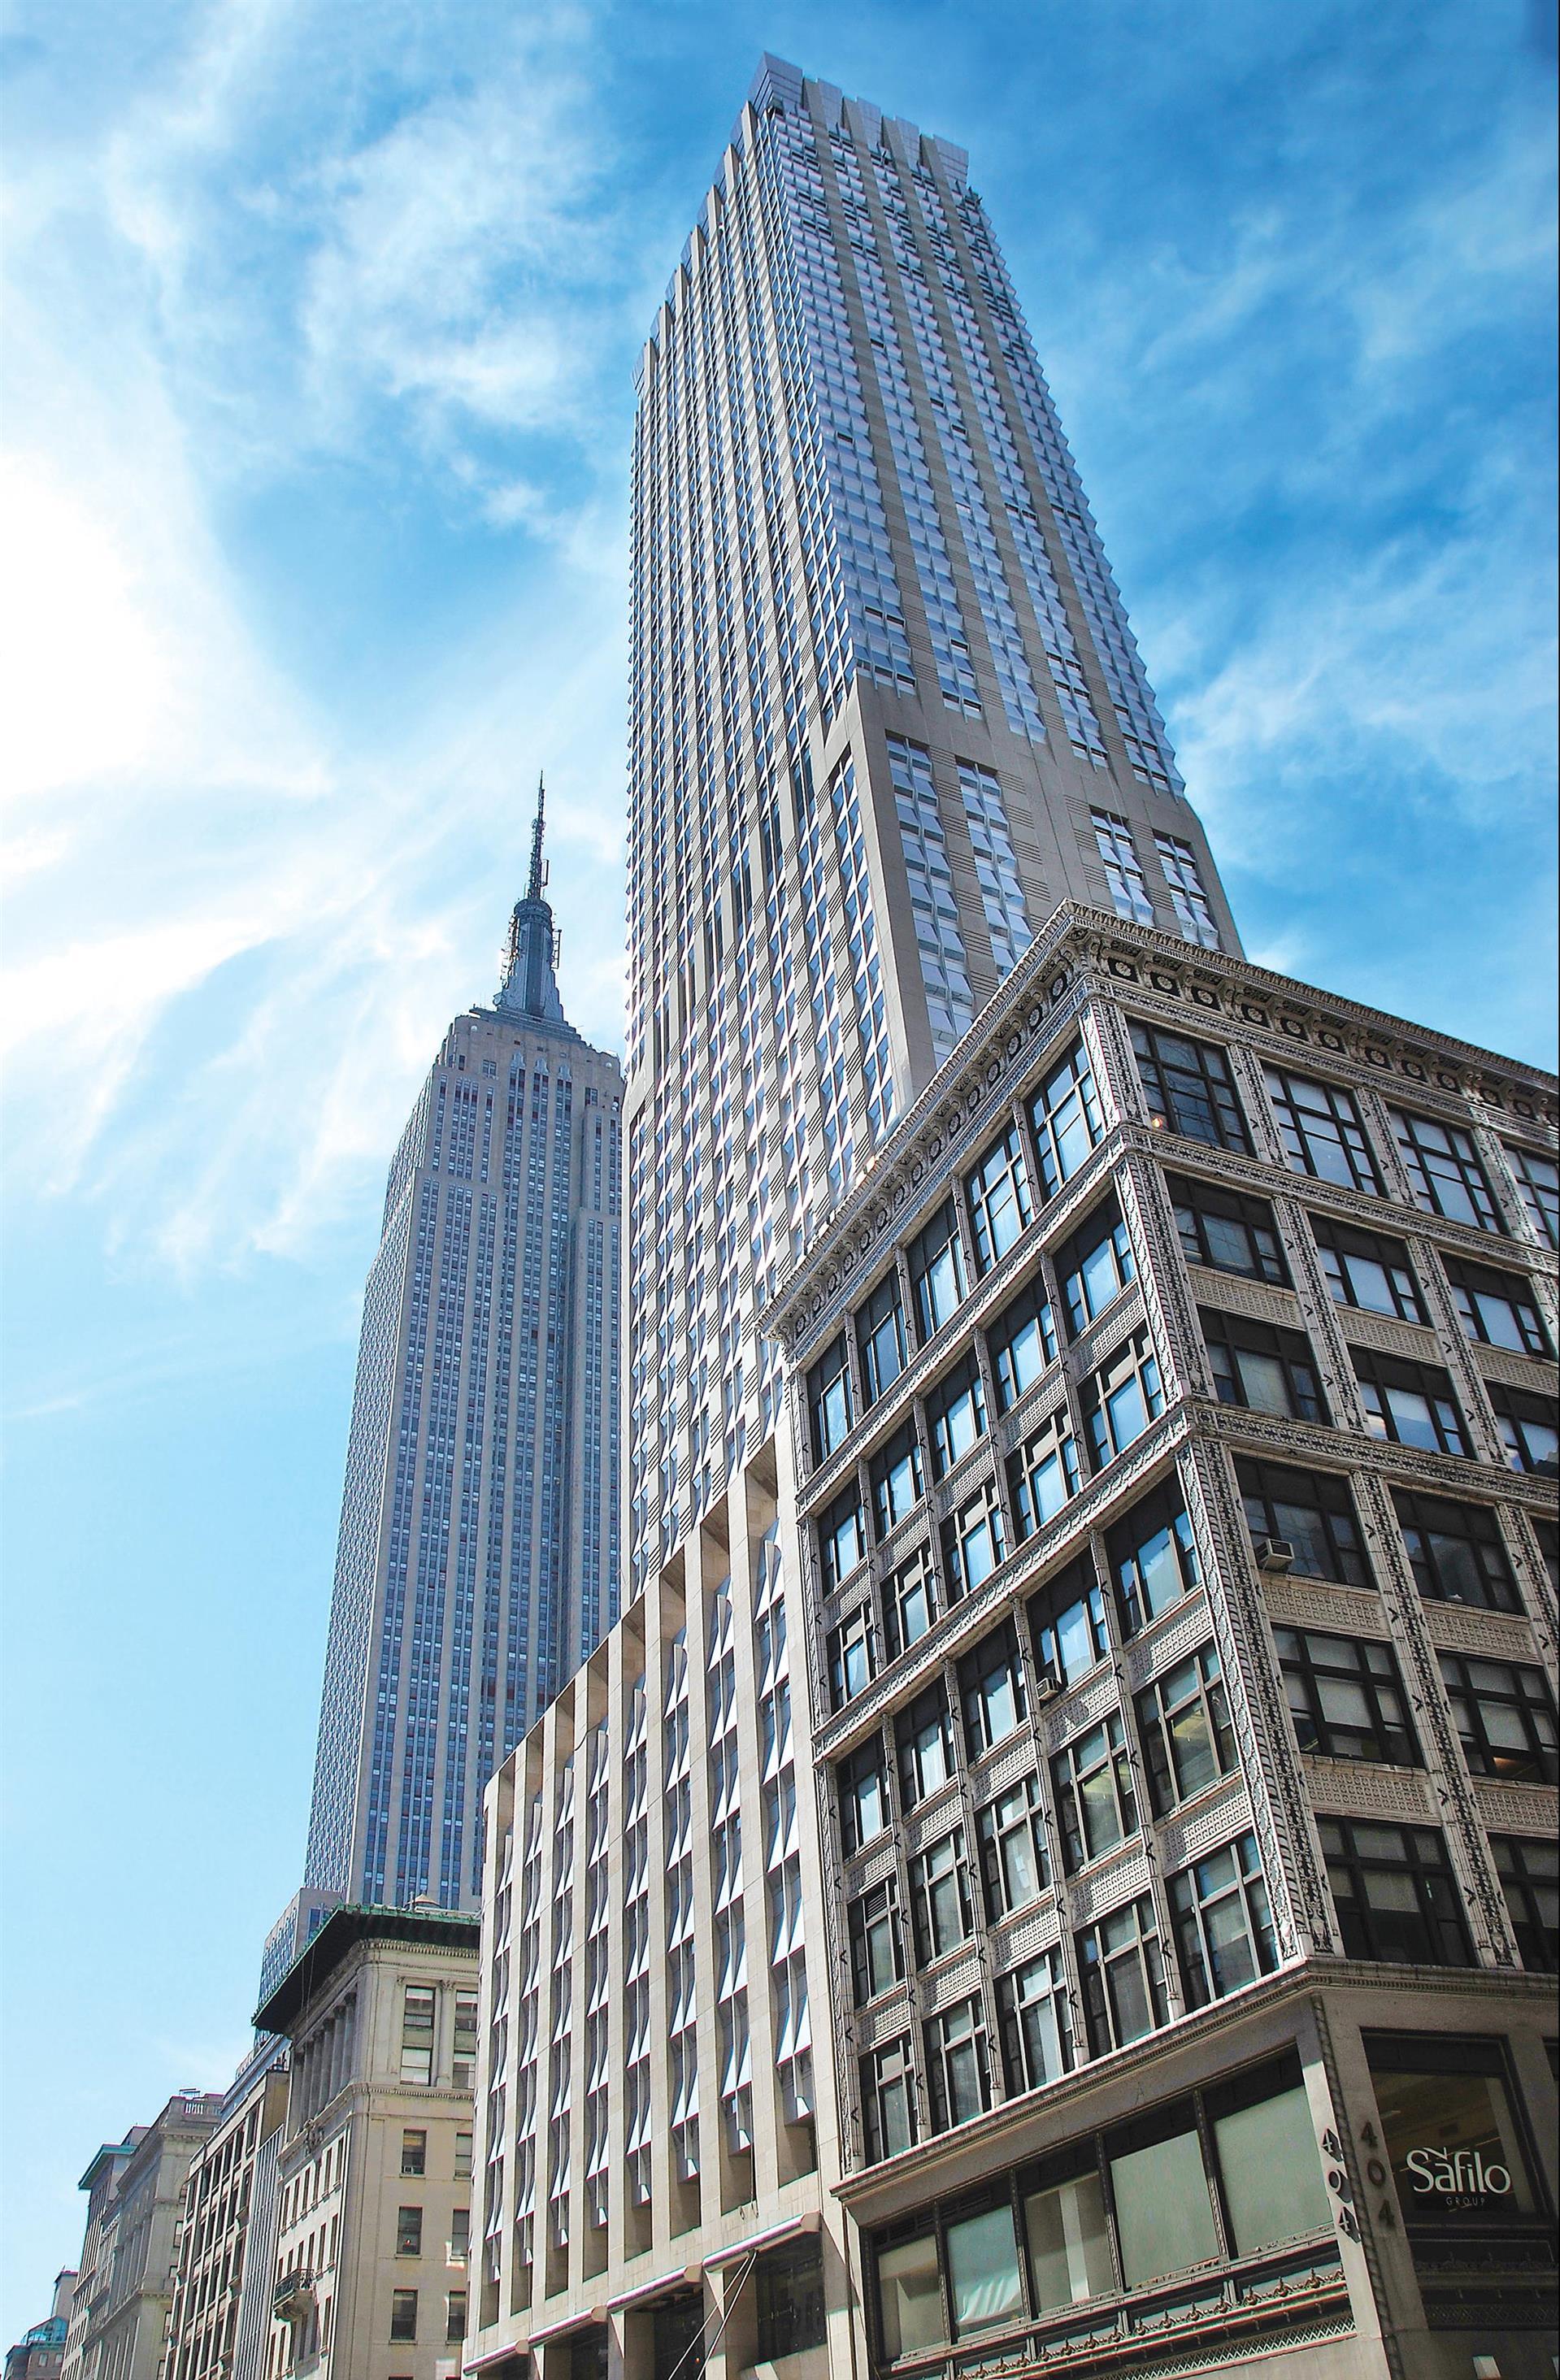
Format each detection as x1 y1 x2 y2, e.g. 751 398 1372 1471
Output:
1032 1668 1065 1701
1254 1538 1295 1574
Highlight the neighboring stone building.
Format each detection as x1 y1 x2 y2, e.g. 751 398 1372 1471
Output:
5 2274 76 2380
252 1904 479 2380
164 2041 289 2380
60 2094 223 2380
298 793 624 1920
467 907 1558 2379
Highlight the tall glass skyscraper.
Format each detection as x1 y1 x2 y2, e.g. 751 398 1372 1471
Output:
625 54 1238 1596
467 60 1558 2380
301 799 623 1913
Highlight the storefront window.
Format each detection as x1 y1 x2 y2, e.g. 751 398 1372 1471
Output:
1366 2037 1536 2226
1107 2109 1219 2287
1023 2157 1113 2310
876 2233 941 2358
1208 2061 1331 2254
945 2202 1024 2334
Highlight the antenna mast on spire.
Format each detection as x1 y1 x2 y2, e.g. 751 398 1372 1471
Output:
528 774 547 901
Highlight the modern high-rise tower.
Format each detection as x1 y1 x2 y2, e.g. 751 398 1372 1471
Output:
468 60 1558 2380
301 796 623 1914
625 54 1238 1596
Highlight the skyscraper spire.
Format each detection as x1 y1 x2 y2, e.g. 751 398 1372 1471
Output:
497 775 566 1025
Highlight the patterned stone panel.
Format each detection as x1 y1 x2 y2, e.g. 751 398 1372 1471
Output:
854 1991 915 2054
899 1777 967 1860
1334 1307 1446 1365
991 1902 1063 1968
1068 1845 1151 1926
1062 1281 1149 1386
1184 1266 1306 1330
1157 1776 1251 1870
1471 1778 1558 1835
1471 1344 1560 1396
1041 1665 1123 1754
968 1731 1045 1806
1301 1759 1433 1822
1121 1588 1216 1688
1420 1602 1543 1664
844 1839 901 1897
1262 1579 1390 1638
918 1950 986 2015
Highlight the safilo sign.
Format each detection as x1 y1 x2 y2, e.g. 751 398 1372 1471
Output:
1403 2145 1513 2203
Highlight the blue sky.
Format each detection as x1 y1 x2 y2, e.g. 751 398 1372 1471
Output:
1 0 1554 2331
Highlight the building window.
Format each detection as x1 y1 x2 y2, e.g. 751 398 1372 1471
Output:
1393 1488 1519 1611
1132 1022 1249 1151
1504 1141 1559 1247
850 1881 903 2005
910 1830 972 1965
988 1279 1057 1411
874 2229 941 2356
400 2129 427 2177
884 1546 938 1657
1442 1253 1550 1356
1263 1066 1383 1192
1202 1307 1326 1422
818 1488 867 1594
943 1479 1007 1599
927 1354 989 1478
1438 1652 1558 1784
1136 1644 1236 1813
754 2238 826 2361
1030 1554 1110 1687
445 2292 467 2344
959 1622 1027 1757
1057 1199 1135 1338
925 1997 992 2131
966 1125 1033 1273
452 1995 477 2091
1236 1457 1370 1587
944 2194 1023 2335
1054 1709 1139 1872
996 1948 1072 2095
897 1686 955 1809
808 1335 852 1461
1078 1896 1168 2052
1080 1330 1163 1469
1536 1516 1560 1593
396 2205 423 2256
1007 1407 1081 1537
1488 1383 1559 1474
1391 1109 1503 1231
1109 1479 1201 1635
1093 809 1156 923
1023 2143 1115 2314
839 1739 889 1852
828 1606 873 1709
1311 1214 1425 1322
858 1271 907 1403
910 1201 967 1343
1169 1831 1278 2008
1106 2101 1221 2287
862 2038 917 2162
977 1773 1049 1918
1318 1819 1472 1967
400 1987 436 2085
1169 1172 1287 1283
1491 1837 1558 1971
454 2130 472 2181
1275 1626 1419 1765
1352 1349 1469 1457
1028 1042 1104 1195
871 1424 925 1537
1364 2033 1540 2229
450 2207 470 2258
1155 832 1221 947
389 2290 419 2343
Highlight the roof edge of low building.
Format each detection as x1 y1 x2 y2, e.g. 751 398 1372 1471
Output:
253 1902 481 2037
